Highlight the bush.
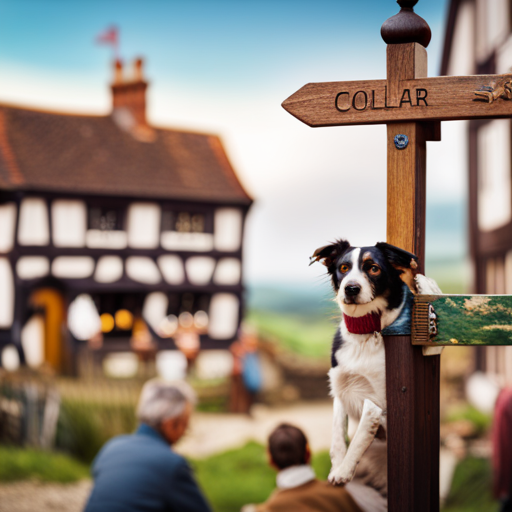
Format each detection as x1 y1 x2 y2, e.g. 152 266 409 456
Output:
442 456 499 512
0 445 89 482
56 399 136 464
445 404 492 437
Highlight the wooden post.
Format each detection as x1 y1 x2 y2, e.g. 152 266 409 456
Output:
281 0 512 509
384 42 440 512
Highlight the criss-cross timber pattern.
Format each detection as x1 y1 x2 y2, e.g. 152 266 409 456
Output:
282 1 512 512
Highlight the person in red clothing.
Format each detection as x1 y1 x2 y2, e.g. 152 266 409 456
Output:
493 387 512 511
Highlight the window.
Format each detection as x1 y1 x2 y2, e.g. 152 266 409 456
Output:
161 210 213 234
92 293 143 339
89 207 124 231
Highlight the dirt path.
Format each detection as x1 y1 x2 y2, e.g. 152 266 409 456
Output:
0 480 92 512
176 400 334 458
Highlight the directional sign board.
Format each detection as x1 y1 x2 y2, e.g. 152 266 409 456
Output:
282 74 512 127
412 295 512 346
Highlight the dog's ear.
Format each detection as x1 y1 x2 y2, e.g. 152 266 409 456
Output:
375 242 419 293
309 240 350 269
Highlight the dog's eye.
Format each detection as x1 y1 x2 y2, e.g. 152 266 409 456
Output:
340 264 349 273
369 265 381 275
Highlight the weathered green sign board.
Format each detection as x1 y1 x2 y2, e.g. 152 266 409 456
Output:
412 295 512 346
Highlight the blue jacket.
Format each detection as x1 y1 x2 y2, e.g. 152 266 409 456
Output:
84 424 212 512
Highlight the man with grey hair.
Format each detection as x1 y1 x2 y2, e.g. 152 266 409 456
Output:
84 379 211 512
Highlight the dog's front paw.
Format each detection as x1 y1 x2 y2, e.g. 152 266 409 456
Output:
415 274 442 295
328 463 356 486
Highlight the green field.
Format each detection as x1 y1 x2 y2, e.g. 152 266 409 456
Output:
0 445 90 483
247 310 336 359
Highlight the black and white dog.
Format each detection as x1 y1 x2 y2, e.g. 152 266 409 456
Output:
310 240 441 492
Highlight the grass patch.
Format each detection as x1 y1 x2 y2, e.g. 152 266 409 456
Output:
247 310 336 359
445 404 492 436
442 456 499 512
56 400 136 464
193 441 331 512
0 445 89 483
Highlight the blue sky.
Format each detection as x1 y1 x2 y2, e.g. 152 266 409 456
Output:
0 0 461 284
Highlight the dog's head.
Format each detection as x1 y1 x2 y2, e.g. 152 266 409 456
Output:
310 240 419 316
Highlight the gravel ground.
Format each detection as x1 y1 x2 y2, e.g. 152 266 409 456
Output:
0 480 92 512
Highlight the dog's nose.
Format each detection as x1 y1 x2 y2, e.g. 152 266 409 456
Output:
345 284 361 297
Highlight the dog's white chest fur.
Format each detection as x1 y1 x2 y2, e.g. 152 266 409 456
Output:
329 326 386 422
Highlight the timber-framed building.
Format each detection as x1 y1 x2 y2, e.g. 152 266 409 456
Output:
0 59 252 374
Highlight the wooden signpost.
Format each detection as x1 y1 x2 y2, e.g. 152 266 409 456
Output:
282 1 512 511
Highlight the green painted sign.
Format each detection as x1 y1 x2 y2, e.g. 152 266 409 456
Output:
412 295 512 346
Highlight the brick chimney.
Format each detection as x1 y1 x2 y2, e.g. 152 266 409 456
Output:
111 58 148 126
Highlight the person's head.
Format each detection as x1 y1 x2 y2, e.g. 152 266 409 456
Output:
268 423 311 470
136 379 197 445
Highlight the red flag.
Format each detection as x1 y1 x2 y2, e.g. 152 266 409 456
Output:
96 26 119 59
96 26 118 45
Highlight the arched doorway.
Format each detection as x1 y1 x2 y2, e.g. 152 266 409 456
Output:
28 288 66 373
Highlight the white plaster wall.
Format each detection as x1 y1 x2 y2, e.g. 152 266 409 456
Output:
143 292 169 332
214 208 242 252
127 202 161 249
16 256 50 280
86 230 128 249
52 200 86 247
94 256 124 283
103 353 139 378
126 256 161 284
497 33 512 73
195 350 234 380
157 255 185 285
52 256 95 279
0 258 14 328
185 256 216 285
21 315 45 368
18 198 49 246
447 1 475 76
68 294 101 341
0 203 17 253
213 258 241 285
156 350 187 380
208 293 239 340
1 345 19 371
477 120 511 231
161 232 214 252
506 250 512 294
486 0 509 55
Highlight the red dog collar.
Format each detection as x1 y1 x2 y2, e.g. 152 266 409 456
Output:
343 312 382 335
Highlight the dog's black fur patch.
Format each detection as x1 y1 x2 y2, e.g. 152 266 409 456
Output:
331 327 343 368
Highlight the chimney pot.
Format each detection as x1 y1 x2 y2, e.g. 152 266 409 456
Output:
134 58 144 82
110 56 149 128
114 59 123 84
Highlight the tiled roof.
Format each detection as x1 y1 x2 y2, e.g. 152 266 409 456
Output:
0 104 252 205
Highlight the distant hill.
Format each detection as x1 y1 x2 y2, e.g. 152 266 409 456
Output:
247 200 470 314
246 281 336 318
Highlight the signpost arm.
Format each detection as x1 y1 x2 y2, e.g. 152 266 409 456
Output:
383 5 440 510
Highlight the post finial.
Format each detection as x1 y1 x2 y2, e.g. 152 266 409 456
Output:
397 0 419 7
381 0 431 48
